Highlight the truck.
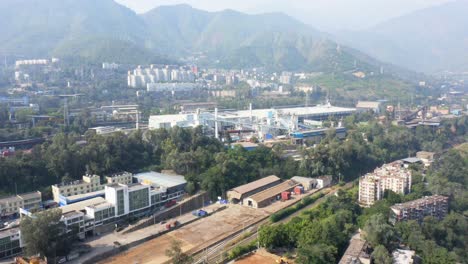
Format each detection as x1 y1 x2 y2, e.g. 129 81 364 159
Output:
165 221 178 230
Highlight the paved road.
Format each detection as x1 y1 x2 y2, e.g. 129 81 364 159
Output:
68 204 222 264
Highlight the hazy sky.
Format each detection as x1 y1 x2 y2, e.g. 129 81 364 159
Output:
115 0 453 31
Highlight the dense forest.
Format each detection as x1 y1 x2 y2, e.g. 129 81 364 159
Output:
0 115 466 201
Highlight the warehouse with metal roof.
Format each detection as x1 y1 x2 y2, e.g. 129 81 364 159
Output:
226 175 282 204
244 180 300 208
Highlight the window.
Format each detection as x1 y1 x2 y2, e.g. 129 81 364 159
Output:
129 189 149 212
117 190 125 216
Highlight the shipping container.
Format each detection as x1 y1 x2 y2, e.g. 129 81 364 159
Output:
294 186 304 195
281 191 291 201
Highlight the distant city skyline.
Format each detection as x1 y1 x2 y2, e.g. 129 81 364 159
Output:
115 0 454 31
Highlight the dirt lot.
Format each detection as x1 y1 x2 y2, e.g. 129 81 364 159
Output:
100 205 268 264
234 249 284 264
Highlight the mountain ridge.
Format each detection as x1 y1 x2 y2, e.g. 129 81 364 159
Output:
0 0 406 74
335 0 468 73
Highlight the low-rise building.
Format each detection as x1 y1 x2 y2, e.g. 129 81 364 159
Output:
359 161 412 207
105 172 133 185
339 231 370 264
244 180 300 208
356 101 381 114
416 151 438 167
52 174 103 203
0 192 42 217
392 249 418 264
180 102 217 113
58 190 106 206
389 195 449 225
61 211 85 239
227 175 282 204
290 176 316 191
316 175 333 189
0 227 22 259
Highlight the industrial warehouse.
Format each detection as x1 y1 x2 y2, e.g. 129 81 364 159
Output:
149 103 356 141
227 175 332 209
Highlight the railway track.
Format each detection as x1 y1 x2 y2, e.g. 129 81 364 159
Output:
191 183 354 264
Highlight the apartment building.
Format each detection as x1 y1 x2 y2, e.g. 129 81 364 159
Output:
359 161 412 207
52 175 102 203
0 191 42 217
389 195 449 225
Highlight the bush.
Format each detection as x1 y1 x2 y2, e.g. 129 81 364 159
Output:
270 193 324 223
228 240 257 260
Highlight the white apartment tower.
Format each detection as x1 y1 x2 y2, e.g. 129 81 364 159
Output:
358 161 412 207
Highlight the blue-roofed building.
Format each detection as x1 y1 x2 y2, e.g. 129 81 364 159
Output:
58 189 106 206
290 127 347 144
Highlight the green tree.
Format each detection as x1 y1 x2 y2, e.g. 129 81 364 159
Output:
372 245 392 264
165 239 192 264
296 243 337 264
20 209 72 261
363 214 395 249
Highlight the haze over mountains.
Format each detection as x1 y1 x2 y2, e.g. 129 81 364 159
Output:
0 0 387 73
337 0 468 73
0 0 466 73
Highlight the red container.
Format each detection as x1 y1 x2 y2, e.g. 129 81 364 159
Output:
294 186 303 195
281 191 291 201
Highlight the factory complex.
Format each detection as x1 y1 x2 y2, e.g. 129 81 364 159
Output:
149 103 356 141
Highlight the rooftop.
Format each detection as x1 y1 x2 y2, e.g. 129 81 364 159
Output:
248 180 299 202
230 175 281 195
17 191 41 200
391 195 448 210
86 201 114 210
401 157 422 164
233 142 259 148
339 232 369 264
62 211 84 218
60 197 106 214
0 195 21 203
64 189 105 202
134 171 186 189
0 227 20 239
392 249 416 264
291 176 315 182
128 183 149 191
356 101 381 109
105 171 132 178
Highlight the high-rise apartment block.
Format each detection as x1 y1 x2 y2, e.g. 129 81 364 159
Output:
127 65 196 88
359 161 412 207
389 195 449 225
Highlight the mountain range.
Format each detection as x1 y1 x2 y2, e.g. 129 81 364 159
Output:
336 0 468 73
1 0 465 74
0 0 390 73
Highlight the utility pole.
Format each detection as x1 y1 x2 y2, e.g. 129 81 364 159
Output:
63 98 69 127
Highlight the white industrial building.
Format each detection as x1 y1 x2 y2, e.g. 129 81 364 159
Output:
149 103 356 140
